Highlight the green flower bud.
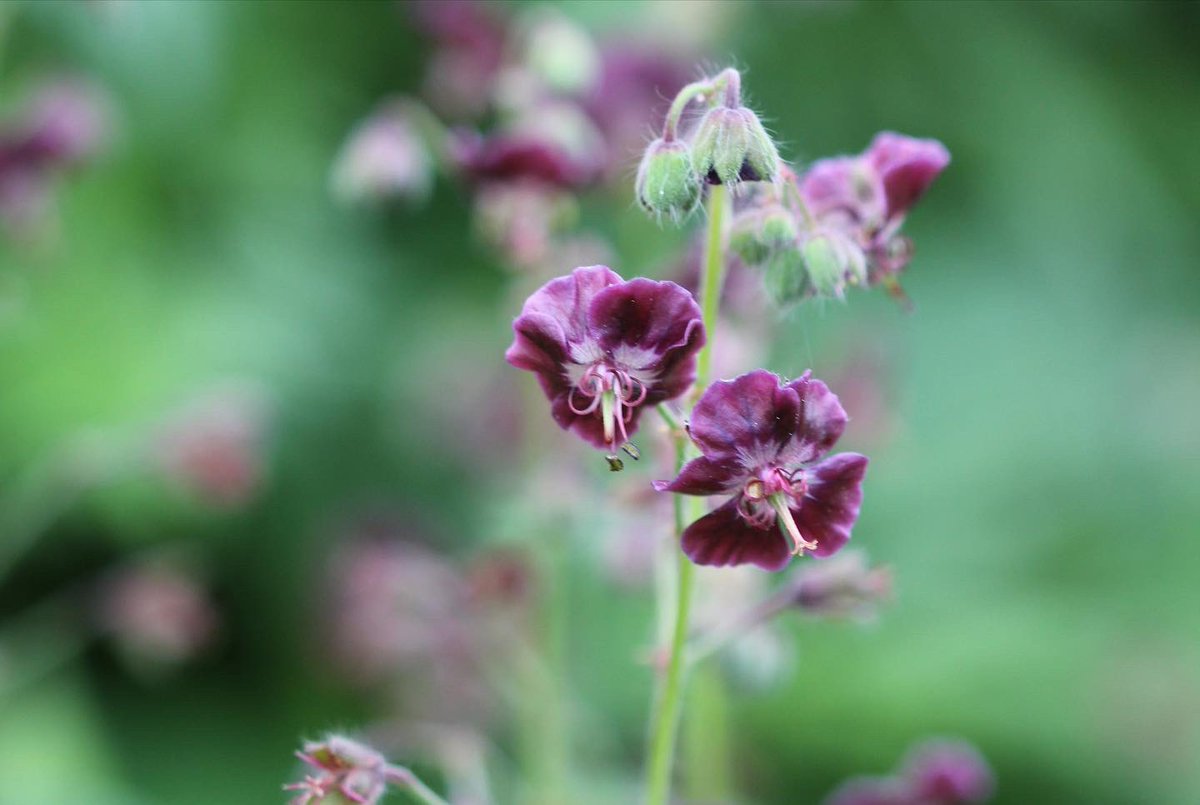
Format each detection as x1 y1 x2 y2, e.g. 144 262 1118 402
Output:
800 230 868 300
690 106 780 186
729 205 800 267
636 138 702 222
762 245 811 306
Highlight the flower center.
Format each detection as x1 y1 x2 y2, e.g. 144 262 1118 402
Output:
737 468 818 556
566 364 648 447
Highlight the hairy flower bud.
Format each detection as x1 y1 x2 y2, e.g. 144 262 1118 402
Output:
690 106 779 186
636 137 701 221
285 735 391 805
762 244 809 306
800 230 868 300
729 205 799 266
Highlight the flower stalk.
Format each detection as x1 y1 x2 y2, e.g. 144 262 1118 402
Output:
646 179 729 805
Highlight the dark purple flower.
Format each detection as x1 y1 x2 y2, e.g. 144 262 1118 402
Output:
654 370 867 571
506 265 705 451
901 740 995 804
451 129 601 190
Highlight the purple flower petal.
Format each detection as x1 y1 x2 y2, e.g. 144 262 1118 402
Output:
652 454 748 496
505 265 622 374
799 155 882 224
588 277 705 401
866 132 950 221
791 452 868 558
776 372 850 466
681 499 791 571
687 370 802 462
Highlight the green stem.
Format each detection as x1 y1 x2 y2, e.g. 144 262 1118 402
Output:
646 181 729 805
386 766 451 805
682 664 734 801
695 183 729 393
645 506 697 805
782 171 819 230
662 80 713 142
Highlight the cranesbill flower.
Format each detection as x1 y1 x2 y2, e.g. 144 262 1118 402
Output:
505 265 704 451
654 370 867 571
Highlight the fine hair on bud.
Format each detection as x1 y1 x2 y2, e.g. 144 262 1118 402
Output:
729 204 799 267
763 244 811 306
690 106 780 187
636 137 702 224
800 230 868 300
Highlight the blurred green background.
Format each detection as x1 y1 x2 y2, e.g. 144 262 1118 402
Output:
1 1 1198 803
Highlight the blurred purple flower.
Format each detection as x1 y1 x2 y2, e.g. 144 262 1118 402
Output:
452 117 603 191
0 77 110 238
583 44 691 179
96 560 218 670
867 132 952 222
506 265 705 451
824 738 994 805
332 99 433 204
789 549 892 620
654 370 867 571
156 387 268 509
472 180 575 269
901 740 995 804
798 132 949 290
411 0 506 120
326 534 469 686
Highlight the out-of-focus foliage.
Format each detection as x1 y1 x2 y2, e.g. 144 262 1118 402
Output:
0 2 1197 804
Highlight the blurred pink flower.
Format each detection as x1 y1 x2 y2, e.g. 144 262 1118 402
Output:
96 559 218 669
156 386 268 509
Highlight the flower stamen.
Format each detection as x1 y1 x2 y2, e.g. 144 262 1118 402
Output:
769 492 818 556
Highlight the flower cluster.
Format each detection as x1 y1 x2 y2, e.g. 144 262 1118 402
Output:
506 265 705 454
335 1 693 269
730 133 949 305
826 739 995 805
